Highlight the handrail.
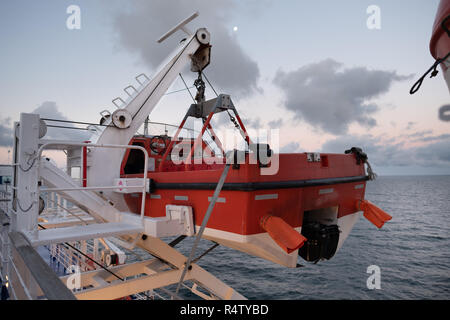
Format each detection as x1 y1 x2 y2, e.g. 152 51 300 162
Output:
124 85 139 97
8 231 76 300
112 97 126 109
135 73 150 86
37 142 148 225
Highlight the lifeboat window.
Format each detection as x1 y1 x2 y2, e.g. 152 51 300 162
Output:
124 142 145 174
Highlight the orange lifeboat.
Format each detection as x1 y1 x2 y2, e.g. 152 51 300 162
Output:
118 93 391 267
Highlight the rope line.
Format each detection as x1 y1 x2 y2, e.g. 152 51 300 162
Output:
410 52 450 94
202 71 219 97
179 73 196 103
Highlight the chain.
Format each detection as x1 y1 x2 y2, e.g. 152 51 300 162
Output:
226 110 240 130
194 72 206 103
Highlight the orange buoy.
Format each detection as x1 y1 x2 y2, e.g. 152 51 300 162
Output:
260 215 307 254
357 199 392 228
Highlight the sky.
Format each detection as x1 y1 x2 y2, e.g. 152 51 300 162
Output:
0 0 449 175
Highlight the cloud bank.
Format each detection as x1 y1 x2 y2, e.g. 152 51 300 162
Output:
110 0 260 98
0 118 13 147
321 133 450 169
274 59 412 135
280 141 301 153
33 101 90 141
1 102 91 148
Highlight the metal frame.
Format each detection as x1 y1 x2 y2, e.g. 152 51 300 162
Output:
57 234 245 300
158 94 252 171
37 141 149 224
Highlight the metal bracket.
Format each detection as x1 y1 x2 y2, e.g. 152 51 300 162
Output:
186 94 234 119
306 153 321 162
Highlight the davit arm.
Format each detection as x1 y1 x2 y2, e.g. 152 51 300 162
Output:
87 13 211 210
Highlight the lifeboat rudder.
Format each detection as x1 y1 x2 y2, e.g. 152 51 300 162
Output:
260 215 307 254
357 199 392 228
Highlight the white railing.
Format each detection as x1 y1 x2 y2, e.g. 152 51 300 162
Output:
49 241 96 273
0 185 11 213
37 142 149 224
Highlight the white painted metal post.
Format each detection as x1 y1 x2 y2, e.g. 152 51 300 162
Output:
52 192 56 210
61 197 67 218
12 113 40 238
93 238 99 262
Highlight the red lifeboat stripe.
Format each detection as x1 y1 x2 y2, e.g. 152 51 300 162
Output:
260 215 307 254
357 199 392 229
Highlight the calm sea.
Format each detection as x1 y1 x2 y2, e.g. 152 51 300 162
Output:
169 175 450 300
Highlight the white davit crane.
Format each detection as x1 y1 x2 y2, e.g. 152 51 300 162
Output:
88 12 211 211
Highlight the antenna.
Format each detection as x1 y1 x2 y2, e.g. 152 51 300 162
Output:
157 11 199 43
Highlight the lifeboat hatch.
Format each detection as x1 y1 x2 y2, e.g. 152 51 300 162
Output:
299 207 340 263
123 141 146 174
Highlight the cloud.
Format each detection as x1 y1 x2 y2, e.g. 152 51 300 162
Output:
32 101 90 141
321 133 450 169
242 117 262 130
406 130 433 138
280 141 301 153
414 139 450 165
406 121 416 130
273 59 412 135
268 118 283 128
321 134 403 166
394 131 450 143
211 114 262 131
110 0 260 98
439 105 450 122
0 117 13 147
0 102 90 147
416 133 450 143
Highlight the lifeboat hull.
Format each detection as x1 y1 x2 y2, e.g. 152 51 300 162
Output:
122 152 368 267
430 0 450 92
